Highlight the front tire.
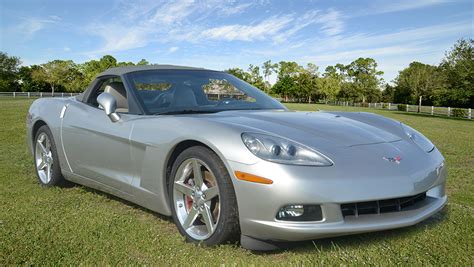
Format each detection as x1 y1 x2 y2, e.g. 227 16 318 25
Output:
169 146 239 246
34 125 68 187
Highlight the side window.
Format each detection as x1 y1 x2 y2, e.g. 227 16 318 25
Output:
88 77 129 113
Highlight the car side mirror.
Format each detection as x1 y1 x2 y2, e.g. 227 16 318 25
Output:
97 92 121 122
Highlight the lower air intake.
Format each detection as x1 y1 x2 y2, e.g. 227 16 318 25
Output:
341 192 427 217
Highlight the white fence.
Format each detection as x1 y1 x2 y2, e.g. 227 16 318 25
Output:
1 92 472 120
333 101 472 119
0 92 80 98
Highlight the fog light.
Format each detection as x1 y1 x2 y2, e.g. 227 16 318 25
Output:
278 205 304 218
276 205 322 221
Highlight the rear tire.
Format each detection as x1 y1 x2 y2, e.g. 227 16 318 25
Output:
169 146 240 246
33 125 68 187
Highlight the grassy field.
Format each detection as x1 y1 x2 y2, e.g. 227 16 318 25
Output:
1 99 472 265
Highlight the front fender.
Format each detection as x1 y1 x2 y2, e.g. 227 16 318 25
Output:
27 97 74 171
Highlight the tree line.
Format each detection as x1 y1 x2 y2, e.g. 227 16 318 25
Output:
1 38 472 108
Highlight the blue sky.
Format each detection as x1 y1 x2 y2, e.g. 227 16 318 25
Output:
0 0 472 83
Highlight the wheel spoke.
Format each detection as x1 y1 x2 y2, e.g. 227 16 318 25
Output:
201 204 215 234
38 133 45 143
46 164 51 182
182 208 199 229
192 159 204 187
38 160 47 170
179 162 193 181
45 138 51 151
174 181 194 196
203 186 219 201
37 140 47 154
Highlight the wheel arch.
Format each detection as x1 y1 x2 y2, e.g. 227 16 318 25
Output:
32 120 48 143
163 139 233 207
164 140 213 188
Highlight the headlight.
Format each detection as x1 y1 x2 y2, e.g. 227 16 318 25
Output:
241 132 333 166
401 123 435 153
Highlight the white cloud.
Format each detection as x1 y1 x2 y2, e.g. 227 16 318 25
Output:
84 2 344 54
316 20 472 50
221 2 253 15
301 45 425 63
315 9 343 36
86 23 149 54
150 0 196 25
84 0 256 54
79 0 469 85
168 46 179 53
17 16 61 38
240 19 470 82
48 15 62 21
374 0 451 14
63 47 71 52
299 20 471 82
199 8 345 43
201 15 294 41
349 0 453 17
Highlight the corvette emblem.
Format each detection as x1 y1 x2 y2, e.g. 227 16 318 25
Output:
383 155 401 164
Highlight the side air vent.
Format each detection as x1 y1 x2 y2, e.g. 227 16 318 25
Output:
341 192 427 217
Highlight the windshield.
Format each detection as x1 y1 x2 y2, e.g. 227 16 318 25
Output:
126 70 286 114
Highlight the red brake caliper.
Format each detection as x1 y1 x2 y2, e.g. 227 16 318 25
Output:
185 179 194 211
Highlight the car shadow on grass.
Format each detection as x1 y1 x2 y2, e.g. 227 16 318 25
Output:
63 182 449 253
252 205 449 254
68 183 173 223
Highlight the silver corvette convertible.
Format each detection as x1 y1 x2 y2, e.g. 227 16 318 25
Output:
27 65 447 250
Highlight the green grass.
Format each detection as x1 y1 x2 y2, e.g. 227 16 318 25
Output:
1 99 473 265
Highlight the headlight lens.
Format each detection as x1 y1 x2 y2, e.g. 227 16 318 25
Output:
401 123 435 152
241 132 333 166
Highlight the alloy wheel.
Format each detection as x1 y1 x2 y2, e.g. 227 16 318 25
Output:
35 132 53 184
173 158 220 240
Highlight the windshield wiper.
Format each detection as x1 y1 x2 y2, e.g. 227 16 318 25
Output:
155 109 222 115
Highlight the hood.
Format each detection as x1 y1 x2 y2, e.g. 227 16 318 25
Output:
208 110 401 147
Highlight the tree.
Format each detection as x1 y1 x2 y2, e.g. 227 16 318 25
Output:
296 71 313 103
438 38 473 107
262 60 278 93
272 75 297 102
0 52 21 92
297 63 319 103
225 68 252 83
136 59 149 65
18 65 50 92
247 64 265 90
272 61 303 101
318 76 341 103
345 58 384 103
394 62 442 111
81 55 120 86
277 61 302 79
318 66 342 103
31 60 79 94
381 83 395 103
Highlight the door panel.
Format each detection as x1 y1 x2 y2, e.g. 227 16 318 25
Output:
61 101 135 192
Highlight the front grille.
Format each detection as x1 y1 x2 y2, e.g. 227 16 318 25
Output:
341 192 427 217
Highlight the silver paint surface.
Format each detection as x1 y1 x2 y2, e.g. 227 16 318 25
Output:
27 96 447 242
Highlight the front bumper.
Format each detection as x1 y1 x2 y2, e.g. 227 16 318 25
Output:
228 144 447 242
243 187 446 242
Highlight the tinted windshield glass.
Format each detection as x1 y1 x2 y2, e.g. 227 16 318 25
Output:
126 70 286 114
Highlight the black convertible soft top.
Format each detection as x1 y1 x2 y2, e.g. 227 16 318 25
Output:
97 65 209 77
